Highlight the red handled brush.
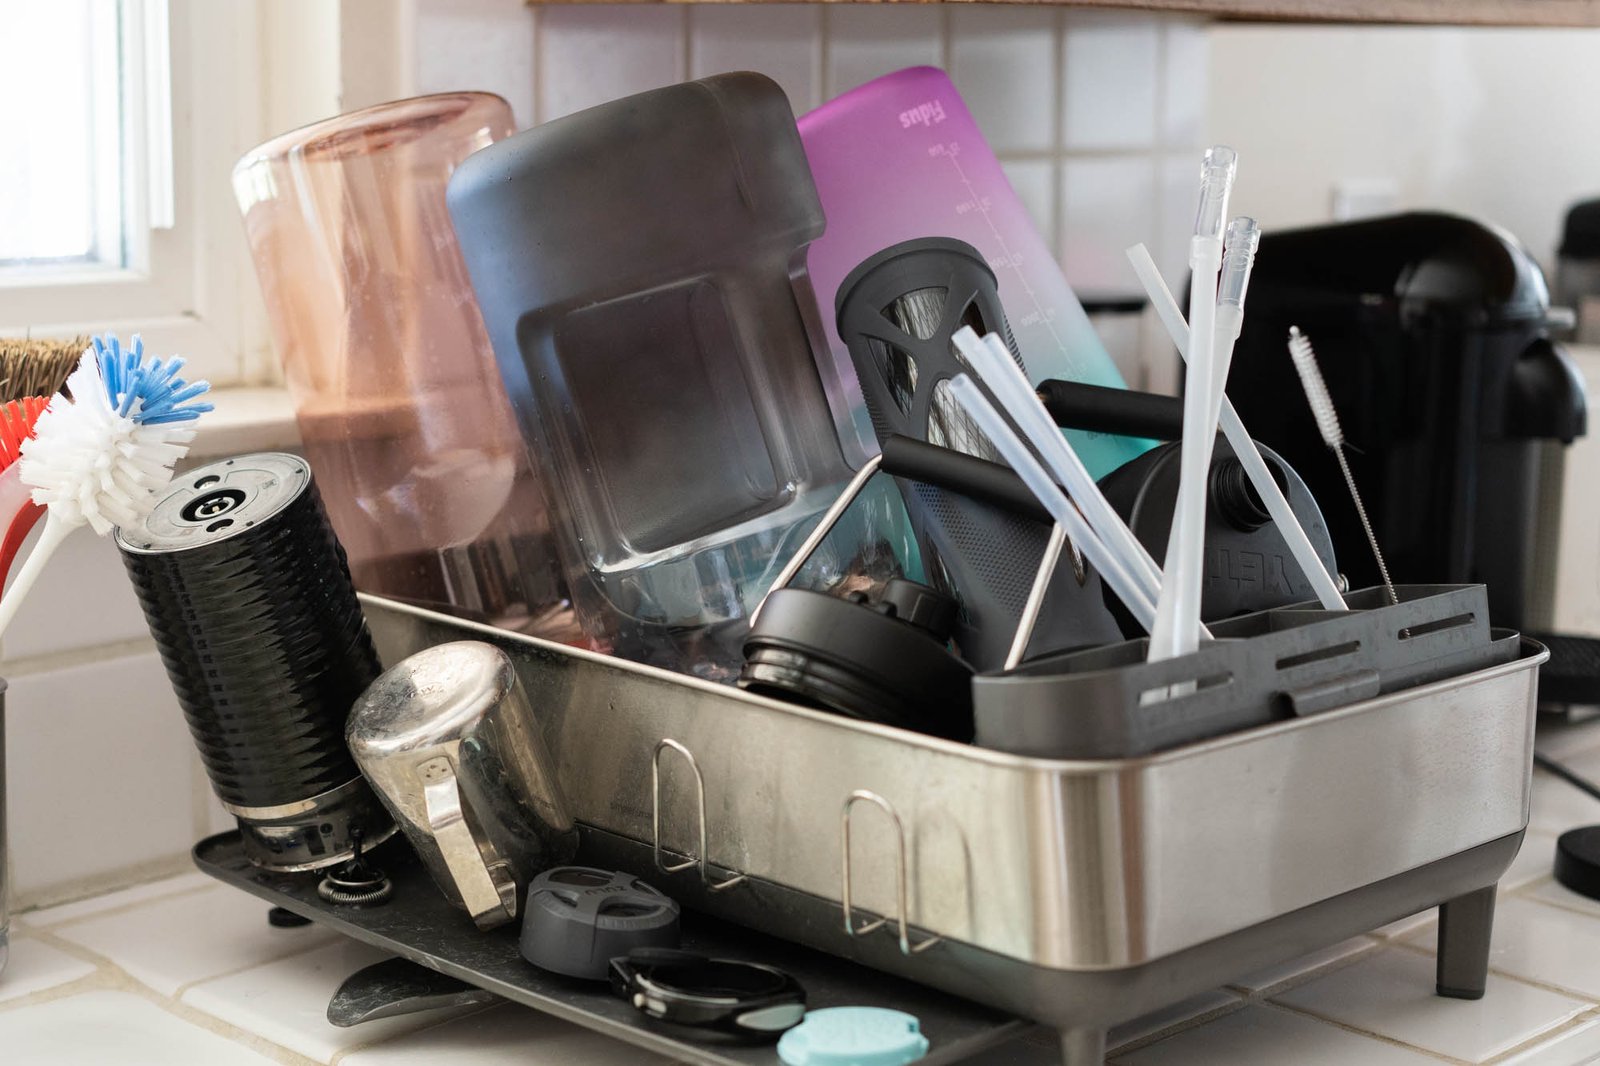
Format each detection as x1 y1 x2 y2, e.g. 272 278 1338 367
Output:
0 397 50 586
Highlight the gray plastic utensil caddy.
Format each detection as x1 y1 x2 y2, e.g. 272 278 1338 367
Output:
977 583 1517 757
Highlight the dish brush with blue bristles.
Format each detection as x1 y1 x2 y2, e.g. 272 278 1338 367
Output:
0 334 212 637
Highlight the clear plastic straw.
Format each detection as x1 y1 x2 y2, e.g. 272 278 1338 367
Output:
1124 241 1346 611
947 375 1159 632
951 327 1163 601
1148 147 1236 663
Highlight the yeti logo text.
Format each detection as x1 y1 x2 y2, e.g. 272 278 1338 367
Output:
899 100 947 128
1211 548 1294 595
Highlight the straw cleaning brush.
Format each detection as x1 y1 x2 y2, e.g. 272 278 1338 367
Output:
1286 325 1397 607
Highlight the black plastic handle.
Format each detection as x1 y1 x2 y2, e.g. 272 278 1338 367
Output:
878 435 1050 525
1036 379 1182 440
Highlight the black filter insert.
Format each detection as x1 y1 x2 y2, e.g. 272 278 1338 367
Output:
117 453 393 872
835 237 1080 673
740 578 974 741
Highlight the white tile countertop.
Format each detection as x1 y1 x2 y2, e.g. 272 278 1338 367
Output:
7 725 1600 1065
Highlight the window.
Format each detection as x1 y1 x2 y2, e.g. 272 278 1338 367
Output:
0 2 127 276
0 0 261 386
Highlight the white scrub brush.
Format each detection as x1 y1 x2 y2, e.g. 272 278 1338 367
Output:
0 335 212 637
1286 325 1397 608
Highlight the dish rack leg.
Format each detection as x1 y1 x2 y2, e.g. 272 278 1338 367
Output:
1435 884 1497 1000
1058 1025 1106 1065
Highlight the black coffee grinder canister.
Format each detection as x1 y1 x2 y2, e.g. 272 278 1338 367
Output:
118 453 396 871
1226 212 1590 701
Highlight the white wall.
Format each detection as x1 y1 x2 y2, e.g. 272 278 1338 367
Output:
1208 25 1600 272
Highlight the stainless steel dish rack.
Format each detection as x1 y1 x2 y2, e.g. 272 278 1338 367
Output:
264 589 1547 1065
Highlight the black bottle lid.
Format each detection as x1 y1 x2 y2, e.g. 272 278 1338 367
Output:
1560 199 1600 260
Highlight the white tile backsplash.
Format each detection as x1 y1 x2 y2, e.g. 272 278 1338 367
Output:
1161 21 1209 146
949 7 1059 155
536 6 686 123
1000 158 1057 249
1088 310 1147 389
1156 151 1203 293
824 6 943 98
1061 13 1161 151
1 524 151 662
414 0 536 127
690 5 822 114
1060 155 1158 296
5 652 199 903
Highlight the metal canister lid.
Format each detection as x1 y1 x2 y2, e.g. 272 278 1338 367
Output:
520 867 680 980
116 452 309 553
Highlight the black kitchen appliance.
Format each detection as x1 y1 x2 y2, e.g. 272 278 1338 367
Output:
1227 212 1592 705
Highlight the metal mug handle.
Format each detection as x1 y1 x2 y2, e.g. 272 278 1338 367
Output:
418 756 518 929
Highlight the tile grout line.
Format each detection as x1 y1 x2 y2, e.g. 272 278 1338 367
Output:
119 972 324 1066
1102 994 1250 1058
531 3 545 127
1 635 158 679
1485 1008 1600 1065
1257 996 1476 1064
1050 6 1067 267
170 928 341 1003
1219 935 1385 1001
680 4 693 84
817 3 831 104
1505 887 1600 925
1269 941 1600 1060
1385 928 1600 1004
17 877 213 933
938 3 952 75
524 3 539 131
19 913 333 1003
2 926 320 1065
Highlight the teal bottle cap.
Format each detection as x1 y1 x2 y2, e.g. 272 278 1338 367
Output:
777 1007 929 1066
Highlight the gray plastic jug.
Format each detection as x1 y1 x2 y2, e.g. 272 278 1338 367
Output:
448 74 861 678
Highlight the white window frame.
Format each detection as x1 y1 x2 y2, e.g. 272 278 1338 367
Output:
0 0 275 386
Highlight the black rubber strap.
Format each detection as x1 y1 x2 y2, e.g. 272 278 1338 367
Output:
1036 379 1183 440
878 435 1050 524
